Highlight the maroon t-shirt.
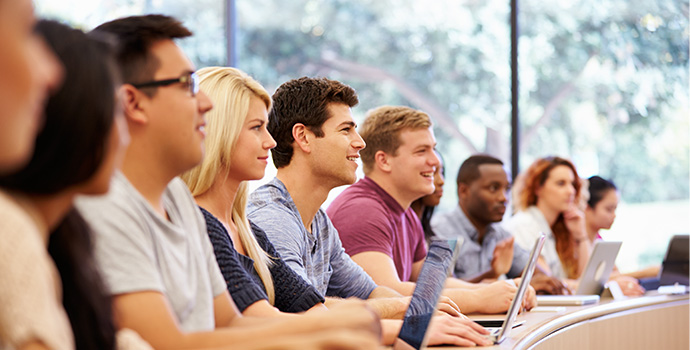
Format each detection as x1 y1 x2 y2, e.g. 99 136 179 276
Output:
327 176 427 282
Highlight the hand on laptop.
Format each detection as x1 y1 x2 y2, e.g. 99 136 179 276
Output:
426 314 493 347
469 280 519 314
531 274 572 295
435 295 462 317
511 278 537 311
610 275 645 296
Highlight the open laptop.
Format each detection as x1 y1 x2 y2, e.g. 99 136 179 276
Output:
393 238 462 350
536 240 622 306
641 234 689 291
473 233 547 344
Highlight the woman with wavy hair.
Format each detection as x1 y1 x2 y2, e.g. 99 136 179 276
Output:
181 66 326 316
504 156 591 281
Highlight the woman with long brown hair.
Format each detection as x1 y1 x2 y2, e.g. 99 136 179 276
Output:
504 156 591 281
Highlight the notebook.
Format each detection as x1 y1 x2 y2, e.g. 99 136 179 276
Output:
475 233 547 344
536 240 622 306
393 238 462 350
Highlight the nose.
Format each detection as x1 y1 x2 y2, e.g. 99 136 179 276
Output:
498 189 508 203
429 150 440 167
264 130 277 150
197 90 213 114
352 130 366 150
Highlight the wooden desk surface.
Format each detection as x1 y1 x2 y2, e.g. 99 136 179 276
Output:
431 293 689 350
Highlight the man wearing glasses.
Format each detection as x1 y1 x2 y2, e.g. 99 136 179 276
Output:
75 14 380 350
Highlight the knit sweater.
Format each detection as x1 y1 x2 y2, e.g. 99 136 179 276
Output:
200 207 324 313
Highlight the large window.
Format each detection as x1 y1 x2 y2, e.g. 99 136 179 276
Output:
35 0 689 271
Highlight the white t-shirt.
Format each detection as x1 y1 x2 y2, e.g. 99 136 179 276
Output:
76 172 226 332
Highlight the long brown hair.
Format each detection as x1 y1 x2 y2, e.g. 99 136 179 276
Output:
514 156 582 278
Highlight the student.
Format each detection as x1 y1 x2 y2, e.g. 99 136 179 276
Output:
430 155 570 294
0 20 146 350
328 106 536 314
74 15 380 350
247 77 491 346
585 175 651 295
181 66 326 315
503 156 591 282
410 150 445 246
0 0 61 172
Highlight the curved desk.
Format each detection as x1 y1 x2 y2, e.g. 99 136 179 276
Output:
444 293 689 350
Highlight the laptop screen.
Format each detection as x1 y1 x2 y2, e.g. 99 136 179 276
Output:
394 238 461 350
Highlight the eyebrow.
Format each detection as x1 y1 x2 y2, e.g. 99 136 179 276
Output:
337 121 357 129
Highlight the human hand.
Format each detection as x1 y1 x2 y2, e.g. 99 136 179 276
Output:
261 329 381 350
611 275 645 296
530 274 572 295
491 237 515 277
473 280 518 314
512 279 537 311
425 314 492 347
563 205 586 241
435 295 462 317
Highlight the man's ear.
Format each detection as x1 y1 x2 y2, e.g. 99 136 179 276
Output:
292 123 311 154
120 84 149 125
457 182 470 201
374 150 392 173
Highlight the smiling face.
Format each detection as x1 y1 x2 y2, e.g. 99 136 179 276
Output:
386 127 439 206
141 39 213 175
460 163 510 226
308 102 365 189
421 159 445 207
536 165 576 214
0 0 62 171
586 189 619 230
228 96 276 182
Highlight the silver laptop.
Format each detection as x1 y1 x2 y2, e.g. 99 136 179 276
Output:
476 233 546 344
393 238 462 350
536 240 622 306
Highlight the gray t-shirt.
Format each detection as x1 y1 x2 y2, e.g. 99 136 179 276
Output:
75 172 226 332
247 177 377 299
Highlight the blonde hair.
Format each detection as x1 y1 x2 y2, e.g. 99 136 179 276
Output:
359 105 432 173
181 66 275 303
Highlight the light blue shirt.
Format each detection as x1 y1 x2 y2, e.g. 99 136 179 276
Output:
431 205 529 279
247 177 377 299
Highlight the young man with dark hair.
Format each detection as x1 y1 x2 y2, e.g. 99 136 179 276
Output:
248 77 492 347
75 16 380 350
431 155 570 294
328 106 536 314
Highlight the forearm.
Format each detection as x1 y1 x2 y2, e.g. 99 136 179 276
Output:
380 319 403 345
462 270 498 284
444 277 481 290
442 288 481 314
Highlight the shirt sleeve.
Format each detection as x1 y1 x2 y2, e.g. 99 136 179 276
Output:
203 210 268 312
76 193 165 296
251 223 325 312
323 218 377 299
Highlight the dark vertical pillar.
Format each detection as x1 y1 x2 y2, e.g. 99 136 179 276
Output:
225 0 237 67
510 0 519 181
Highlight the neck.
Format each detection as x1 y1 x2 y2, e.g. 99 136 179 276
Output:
535 201 559 226
194 173 240 225
120 145 178 217
29 192 77 233
585 220 599 241
366 172 414 210
276 165 332 232
459 204 488 241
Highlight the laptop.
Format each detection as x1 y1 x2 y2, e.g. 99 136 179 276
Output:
393 238 462 350
641 234 690 290
536 240 622 306
473 233 547 344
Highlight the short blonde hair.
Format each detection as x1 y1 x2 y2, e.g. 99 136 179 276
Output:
181 66 275 303
359 105 432 173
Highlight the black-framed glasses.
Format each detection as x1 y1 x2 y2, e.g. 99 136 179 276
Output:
132 71 199 96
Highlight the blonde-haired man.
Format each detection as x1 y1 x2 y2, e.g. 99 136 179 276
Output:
328 105 537 314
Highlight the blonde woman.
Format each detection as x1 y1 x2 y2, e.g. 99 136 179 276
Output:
182 67 326 316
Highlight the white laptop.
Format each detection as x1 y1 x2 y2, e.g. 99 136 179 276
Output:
474 233 547 344
537 240 622 306
393 238 463 350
